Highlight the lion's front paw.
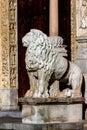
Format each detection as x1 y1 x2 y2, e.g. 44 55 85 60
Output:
34 91 49 98
24 90 34 98
65 89 72 98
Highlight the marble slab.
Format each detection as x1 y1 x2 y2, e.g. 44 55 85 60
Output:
21 97 84 124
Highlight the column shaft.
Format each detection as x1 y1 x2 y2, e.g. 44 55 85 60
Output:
49 0 58 36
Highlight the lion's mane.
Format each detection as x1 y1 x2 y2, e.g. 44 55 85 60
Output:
22 29 67 74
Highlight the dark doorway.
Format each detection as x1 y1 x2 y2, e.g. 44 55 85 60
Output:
18 0 49 97
18 0 71 97
59 0 71 60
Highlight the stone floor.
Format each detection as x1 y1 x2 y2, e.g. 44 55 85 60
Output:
0 121 85 130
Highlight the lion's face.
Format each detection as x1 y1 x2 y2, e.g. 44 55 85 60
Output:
22 29 48 48
22 32 33 47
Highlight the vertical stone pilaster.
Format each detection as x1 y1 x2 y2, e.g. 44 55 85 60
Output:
0 0 2 107
9 0 18 89
0 0 18 110
74 1 87 120
71 0 76 61
71 0 87 119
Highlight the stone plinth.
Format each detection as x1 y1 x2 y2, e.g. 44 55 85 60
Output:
0 121 84 130
20 97 84 124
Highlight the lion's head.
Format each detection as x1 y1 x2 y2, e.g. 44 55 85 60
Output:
22 29 48 47
22 29 67 72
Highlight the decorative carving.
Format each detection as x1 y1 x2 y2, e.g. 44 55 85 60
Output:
22 29 83 98
1 0 17 88
71 0 76 61
76 0 87 37
9 0 18 88
1 0 10 88
80 0 87 29
10 67 16 87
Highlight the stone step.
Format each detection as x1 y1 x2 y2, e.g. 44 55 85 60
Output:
0 122 84 130
0 111 22 118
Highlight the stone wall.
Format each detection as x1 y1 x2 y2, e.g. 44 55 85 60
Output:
75 0 87 103
73 0 87 119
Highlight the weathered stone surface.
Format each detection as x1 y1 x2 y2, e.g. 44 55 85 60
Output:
21 97 84 124
0 111 22 118
0 0 18 110
0 110 84 130
76 0 87 37
19 97 84 104
0 89 19 110
76 42 87 59
0 122 84 130
75 0 87 120
75 60 87 73
22 104 83 124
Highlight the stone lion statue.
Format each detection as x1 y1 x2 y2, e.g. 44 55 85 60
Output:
22 29 83 98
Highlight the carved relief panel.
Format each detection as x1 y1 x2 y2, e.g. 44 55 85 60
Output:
1 0 10 88
76 0 87 37
9 0 18 88
1 0 18 89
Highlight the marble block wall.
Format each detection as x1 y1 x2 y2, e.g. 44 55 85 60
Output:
75 41 87 101
75 0 87 119
22 103 83 124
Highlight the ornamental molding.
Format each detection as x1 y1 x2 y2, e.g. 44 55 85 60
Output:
71 0 76 61
1 0 18 88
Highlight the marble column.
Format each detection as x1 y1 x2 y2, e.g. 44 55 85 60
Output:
49 0 59 96
49 0 58 36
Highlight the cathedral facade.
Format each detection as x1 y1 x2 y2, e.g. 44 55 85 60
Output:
0 0 87 119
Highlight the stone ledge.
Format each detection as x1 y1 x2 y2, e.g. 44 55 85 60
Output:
76 37 87 43
0 111 22 118
19 97 85 105
0 121 84 130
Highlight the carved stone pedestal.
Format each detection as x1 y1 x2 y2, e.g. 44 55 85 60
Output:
20 97 84 130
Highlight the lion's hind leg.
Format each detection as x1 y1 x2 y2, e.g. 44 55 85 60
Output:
68 64 83 98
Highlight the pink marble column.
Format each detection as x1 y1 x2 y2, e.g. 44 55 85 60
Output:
49 0 58 36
